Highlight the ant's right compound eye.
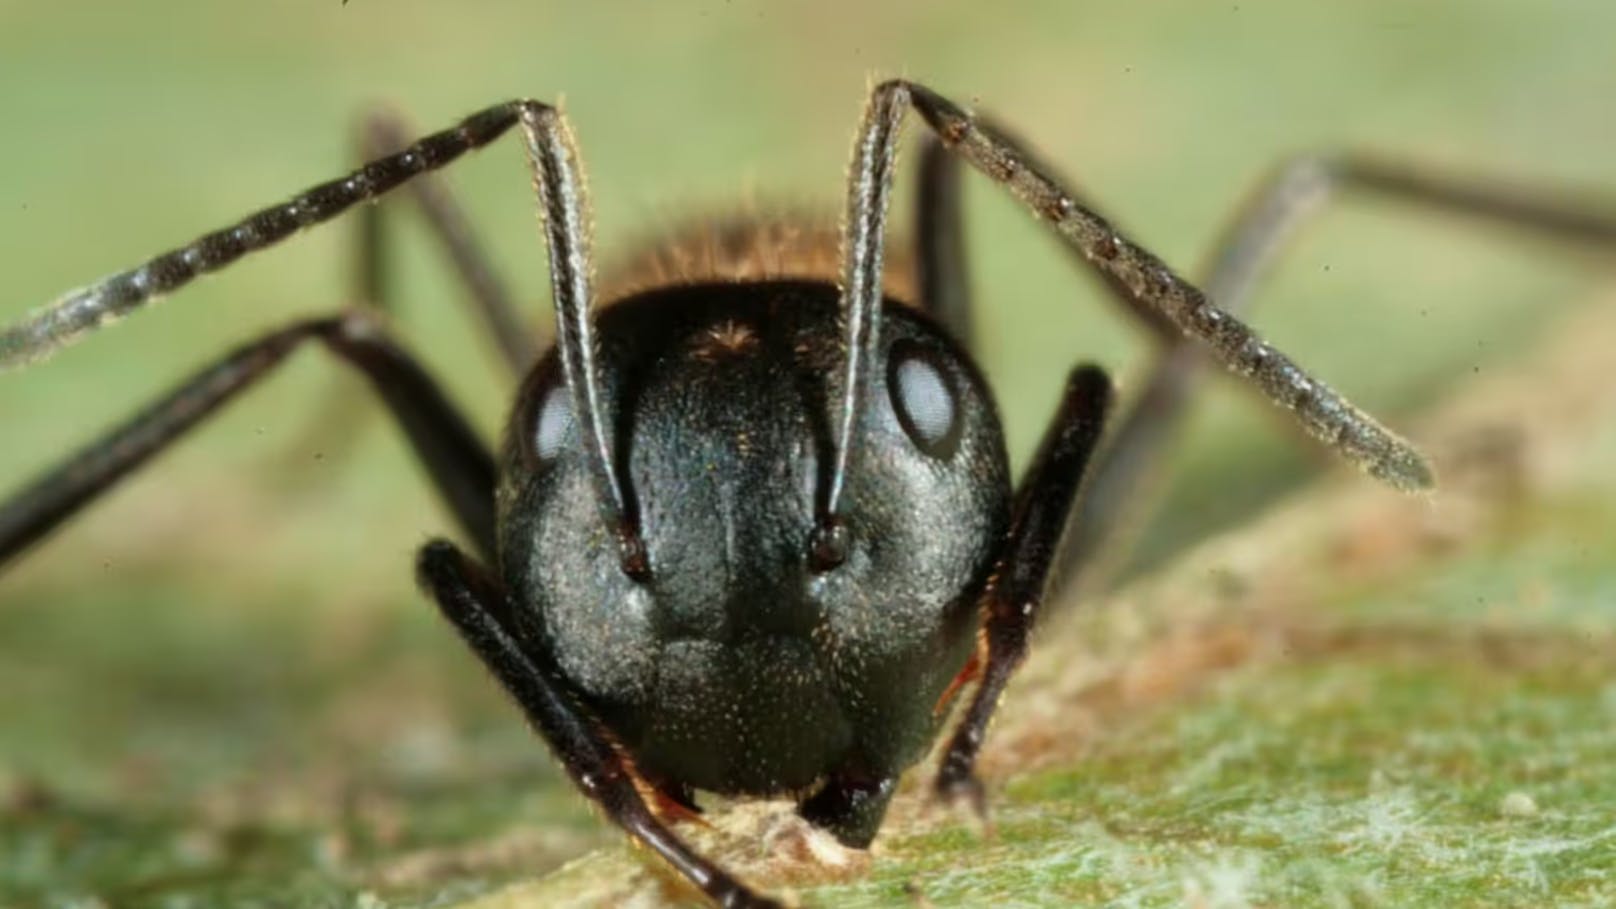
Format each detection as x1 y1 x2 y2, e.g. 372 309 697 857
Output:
886 339 961 460
532 382 574 461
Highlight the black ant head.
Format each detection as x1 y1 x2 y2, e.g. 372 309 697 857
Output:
494 279 1010 791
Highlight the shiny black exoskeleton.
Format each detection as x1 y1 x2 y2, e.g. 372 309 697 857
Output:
502 283 1007 842
39 77 1616 905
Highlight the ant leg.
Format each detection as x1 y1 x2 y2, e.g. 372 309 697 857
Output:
1053 350 1196 591
352 107 536 372
417 541 780 909
1063 154 1616 590
1 99 535 372
0 310 495 567
934 366 1113 813
0 97 643 576
909 121 1201 598
868 79 1434 493
909 117 1181 594
916 120 1184 347
913 137 973 342
285 108 540 474
1202 153 1616 309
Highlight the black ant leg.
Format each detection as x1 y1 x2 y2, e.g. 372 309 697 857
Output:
917 118 1181 348
0 311 495 567
910 118 1179 594
416 541 779 909
285 109 539 473
914 137 973 342
0 102 532 372
822 89 1126 563
1203 153 1616 309
353 108 536 371
934 366 1113 812
867 80 1434 493
0 98 645 577
1062 154 1616 589
1053 352 1197 590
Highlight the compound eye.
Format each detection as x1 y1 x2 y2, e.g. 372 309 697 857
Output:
886 339 961 459
532 381 574 461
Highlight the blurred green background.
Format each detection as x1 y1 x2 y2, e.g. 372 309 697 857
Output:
1 1 1614 906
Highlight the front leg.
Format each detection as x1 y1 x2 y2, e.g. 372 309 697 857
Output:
351 107 536 372
874 79 1433 493
935 366 1113 814
416 541 778 909
0 311 496 566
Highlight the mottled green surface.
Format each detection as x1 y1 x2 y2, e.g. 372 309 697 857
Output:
820 659 1616 908
1 2 1614 908
801 527 1616 907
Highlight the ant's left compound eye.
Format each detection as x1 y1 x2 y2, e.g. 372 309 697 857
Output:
532 381 574 461
886 339 961 459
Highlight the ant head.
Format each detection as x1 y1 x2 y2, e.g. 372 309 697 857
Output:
494 280 1010 754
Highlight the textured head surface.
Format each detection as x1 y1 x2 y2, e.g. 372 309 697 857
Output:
497 280 1010 794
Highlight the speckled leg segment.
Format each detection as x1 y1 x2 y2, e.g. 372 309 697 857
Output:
0 311 494 566
935 366 1113 813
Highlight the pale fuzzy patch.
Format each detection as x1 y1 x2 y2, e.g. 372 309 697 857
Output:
451 800 869 909
1500 791 1540 818
1181 852 1262 909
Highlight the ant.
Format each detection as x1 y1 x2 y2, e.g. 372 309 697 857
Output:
3 80 1613 906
